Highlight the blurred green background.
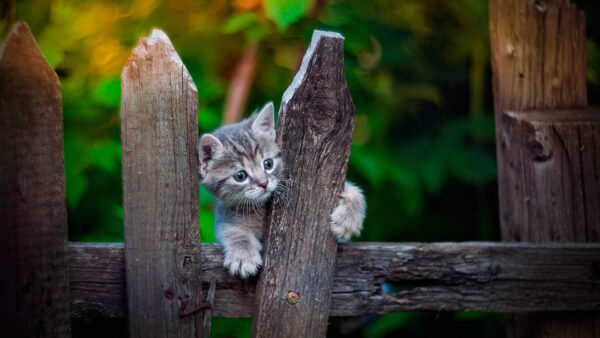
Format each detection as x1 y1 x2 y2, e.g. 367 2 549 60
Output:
2 0 599 337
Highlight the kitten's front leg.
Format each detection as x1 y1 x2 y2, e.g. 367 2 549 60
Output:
218 224 262 278
330 181 366 240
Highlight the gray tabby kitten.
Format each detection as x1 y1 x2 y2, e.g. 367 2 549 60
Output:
198 102 366 278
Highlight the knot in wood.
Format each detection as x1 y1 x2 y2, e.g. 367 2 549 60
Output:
535 0 548 13
164 287 175 300
506 44 516 58
487 264 501 277
526 131 553 162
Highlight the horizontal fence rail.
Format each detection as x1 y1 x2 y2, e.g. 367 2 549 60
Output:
2 16 598 337
69 241 600 318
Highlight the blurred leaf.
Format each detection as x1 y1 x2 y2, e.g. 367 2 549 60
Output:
200 211 216 242
63 130 87 208
320 3 351 26
198 107 222 131
222 12 259 34
66 173 89 208
349 146 385 186
38 41 65 68
195 78 225 100
398 83 443 106
245 21 272 41
365 312 418 337
386 161 419 190
92 76 121 108
211 318 252 337
199 184 215 206
264 0 312 30
442 116 495 142
88 140 121 172
421 154 446 194
448 148 497 184
110 204 123 220
391 1 431 37
199 184 216 242
398 183 424 216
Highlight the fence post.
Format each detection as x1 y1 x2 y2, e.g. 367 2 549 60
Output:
489 0 600 336
252 30 355 337
0 22 71 337
121 29 202 337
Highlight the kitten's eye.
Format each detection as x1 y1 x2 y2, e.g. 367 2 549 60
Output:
263 158 274 170
233 170 248 182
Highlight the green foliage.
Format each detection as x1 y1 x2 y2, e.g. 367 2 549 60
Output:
3 0 600 336
211 318 252 337
222 13 260 34
365 312 419 337
264 0 312 30
93 76 121 108
199 184 217 242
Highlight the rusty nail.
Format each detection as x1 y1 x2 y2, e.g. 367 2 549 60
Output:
286 292 300 304
178 299 212 317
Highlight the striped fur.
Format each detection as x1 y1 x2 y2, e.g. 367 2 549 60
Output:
198 102 365 278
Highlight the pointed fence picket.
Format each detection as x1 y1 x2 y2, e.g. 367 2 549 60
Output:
120 29 202 338
0 22 71 338
1 11 600 337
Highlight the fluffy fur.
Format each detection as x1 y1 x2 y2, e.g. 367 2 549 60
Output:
198 102 366 278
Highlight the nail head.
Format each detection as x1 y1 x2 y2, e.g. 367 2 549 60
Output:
286 292 300 304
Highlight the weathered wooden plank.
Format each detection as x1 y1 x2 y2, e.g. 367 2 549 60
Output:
121 29 201 337
69 242 126 318
252 30 356 337
490 0 589 243
0 22 71 337
501 108 600 242
68 241 600 318
490 0 598 336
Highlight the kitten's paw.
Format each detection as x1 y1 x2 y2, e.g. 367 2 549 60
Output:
330 181 366 240
223 249 263 279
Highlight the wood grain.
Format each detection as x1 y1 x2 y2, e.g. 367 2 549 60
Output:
489 1 598 336
0 22 71 337
500 107 600 333
121 29 201 337
69 243 126 318
251 30 356 337
501 108 600 242
68 241 600 318
490 0 588 242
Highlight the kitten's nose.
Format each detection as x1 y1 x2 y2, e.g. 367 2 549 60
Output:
258 181 268 190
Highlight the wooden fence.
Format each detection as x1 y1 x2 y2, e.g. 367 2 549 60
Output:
1 0 600 336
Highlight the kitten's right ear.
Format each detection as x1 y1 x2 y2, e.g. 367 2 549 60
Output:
252 102 275 140
198 134 223 170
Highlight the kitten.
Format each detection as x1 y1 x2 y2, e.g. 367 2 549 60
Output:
198 102 366 278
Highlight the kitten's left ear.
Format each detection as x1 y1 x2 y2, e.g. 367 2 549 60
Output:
252 102 275 140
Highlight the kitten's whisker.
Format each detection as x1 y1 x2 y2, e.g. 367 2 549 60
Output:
274 182 298 203
242 197 248 221
234 198 243 225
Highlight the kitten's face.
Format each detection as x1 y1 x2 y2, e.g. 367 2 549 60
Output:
198 103 284 205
